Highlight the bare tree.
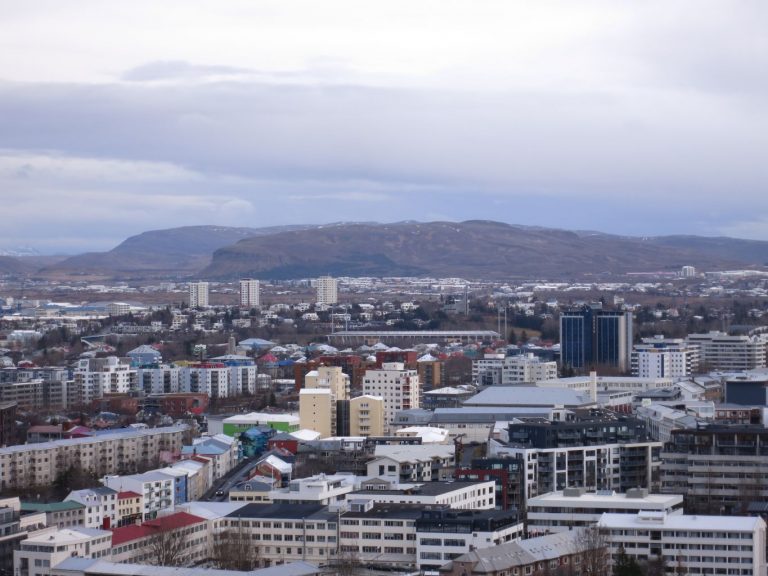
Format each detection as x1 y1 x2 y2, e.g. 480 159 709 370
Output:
573 526 609 576
147 527 185 567
329 545 363 576
212 523 259 570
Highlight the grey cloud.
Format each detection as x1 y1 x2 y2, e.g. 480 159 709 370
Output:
121 60 252 82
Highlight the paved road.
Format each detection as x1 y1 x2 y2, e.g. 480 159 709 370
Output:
203 456 263 502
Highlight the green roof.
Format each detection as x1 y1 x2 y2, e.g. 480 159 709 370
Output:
21 501 84 513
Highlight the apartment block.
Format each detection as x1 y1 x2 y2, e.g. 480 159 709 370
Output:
631 336 699 378
188 282 209 308
315 276 338 305
14 527 112 576
362 363 420 433
239 278 260 307
599 511 766 576
0 426 187 491
349 395 385 437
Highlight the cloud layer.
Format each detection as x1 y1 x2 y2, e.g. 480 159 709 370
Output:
0 1 766 253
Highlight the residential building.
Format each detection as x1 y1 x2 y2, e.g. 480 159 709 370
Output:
366 444 454 482
116 492 142 526
439 529 589 576
631 336 699 378
269 473 355 505
65 487 118 529
181 434 238 480
349 395 385 437
102 471 176 520
560 305 633 372
110 512 209 565
660 425 768 514
362 363 420 433
20 501 85 529
686 331 767 371
0 400 16 446
315 276 338 305
501 353 558 384
73 357 136 404
472 354 505 386
299 389 335 438
188 281 209 308
526 487 683 535
599 511 766 576
239 278 260 307
350 479 496 510
0 426 186 491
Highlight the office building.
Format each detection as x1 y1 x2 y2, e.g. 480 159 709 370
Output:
188 281 209 308
526 487 683 534
239 278 260 307
560 305 633 372
686 331 767 371
315 276 338 305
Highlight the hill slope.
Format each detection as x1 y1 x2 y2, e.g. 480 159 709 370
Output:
201 220 768 280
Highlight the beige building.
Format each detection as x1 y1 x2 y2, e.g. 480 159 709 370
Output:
362 362 420 433
315 276 338 305
116 491 142 526
305 366 349 400
299 389 334 437
14 526 112 576
350 395 385 437
0 426 186 491
239 279 260 307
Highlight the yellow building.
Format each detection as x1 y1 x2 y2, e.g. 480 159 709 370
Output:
299 388 334 437
116 491 142 527
304 365 350 400
350 395 385 437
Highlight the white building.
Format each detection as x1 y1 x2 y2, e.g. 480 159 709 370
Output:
681 265 696 277
367 444 454 482
239 279 260 307
315 276 338 305
269 473 356 505
501 353 558 384
686 331 767 371
352 479 496 510
14 527 112 576
472 354 505 386
526 487 684 534
188 282 209 308
65 487 119 529
599 511 766 576
631 336 700 378
362 362 420 432
101 471 175 520
73 357 136 403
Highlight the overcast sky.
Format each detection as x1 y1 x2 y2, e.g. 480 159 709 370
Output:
1 1 767 254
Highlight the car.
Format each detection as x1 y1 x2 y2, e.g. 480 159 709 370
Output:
215 490 224 496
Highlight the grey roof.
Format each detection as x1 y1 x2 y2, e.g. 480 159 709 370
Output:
444 529 584 572
350 481 486 498
225 503 334 521
431 407 552 423
463 386 593 408
51 558 320 576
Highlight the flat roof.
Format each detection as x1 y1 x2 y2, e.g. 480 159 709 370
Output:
598 512 763 531
528 490 683 507
463 386 593 408
351 480 491 498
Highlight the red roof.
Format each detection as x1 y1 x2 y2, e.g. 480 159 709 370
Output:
117 491 141 500
111 512 205 546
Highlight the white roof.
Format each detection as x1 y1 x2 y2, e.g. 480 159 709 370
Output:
223 412 300 425
372 443 454 462
598 512 763 531
395 426 449 443
24 526 110 545
261 454 293 473
299 388 332 395
529 490 683 508
290 429 322 441
177 501 248 520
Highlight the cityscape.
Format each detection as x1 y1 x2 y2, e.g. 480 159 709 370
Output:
2 2 768 576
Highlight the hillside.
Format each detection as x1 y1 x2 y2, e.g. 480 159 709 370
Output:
200 220 768 280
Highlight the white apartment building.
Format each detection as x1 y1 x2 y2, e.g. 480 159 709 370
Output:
472 354 505 386
351 479 496 510
136 365 182 394
188 282 209 308
73 357 136 403
14 527 112 576
599 511 766 576
0 426 187 491
686 331 767 371
362 362 420 432
65 487 118 529
526 487 684 534
501 353 558 384
239 279 260 307
270 474 356 505
631 336 699 378
366 444 454 483
102 471 175 520
634 403 702 442
315 276 338 305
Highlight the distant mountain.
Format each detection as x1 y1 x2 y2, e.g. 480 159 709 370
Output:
29 220 768 281
0 256 33 277
35 225 313 280
201 220 768 280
